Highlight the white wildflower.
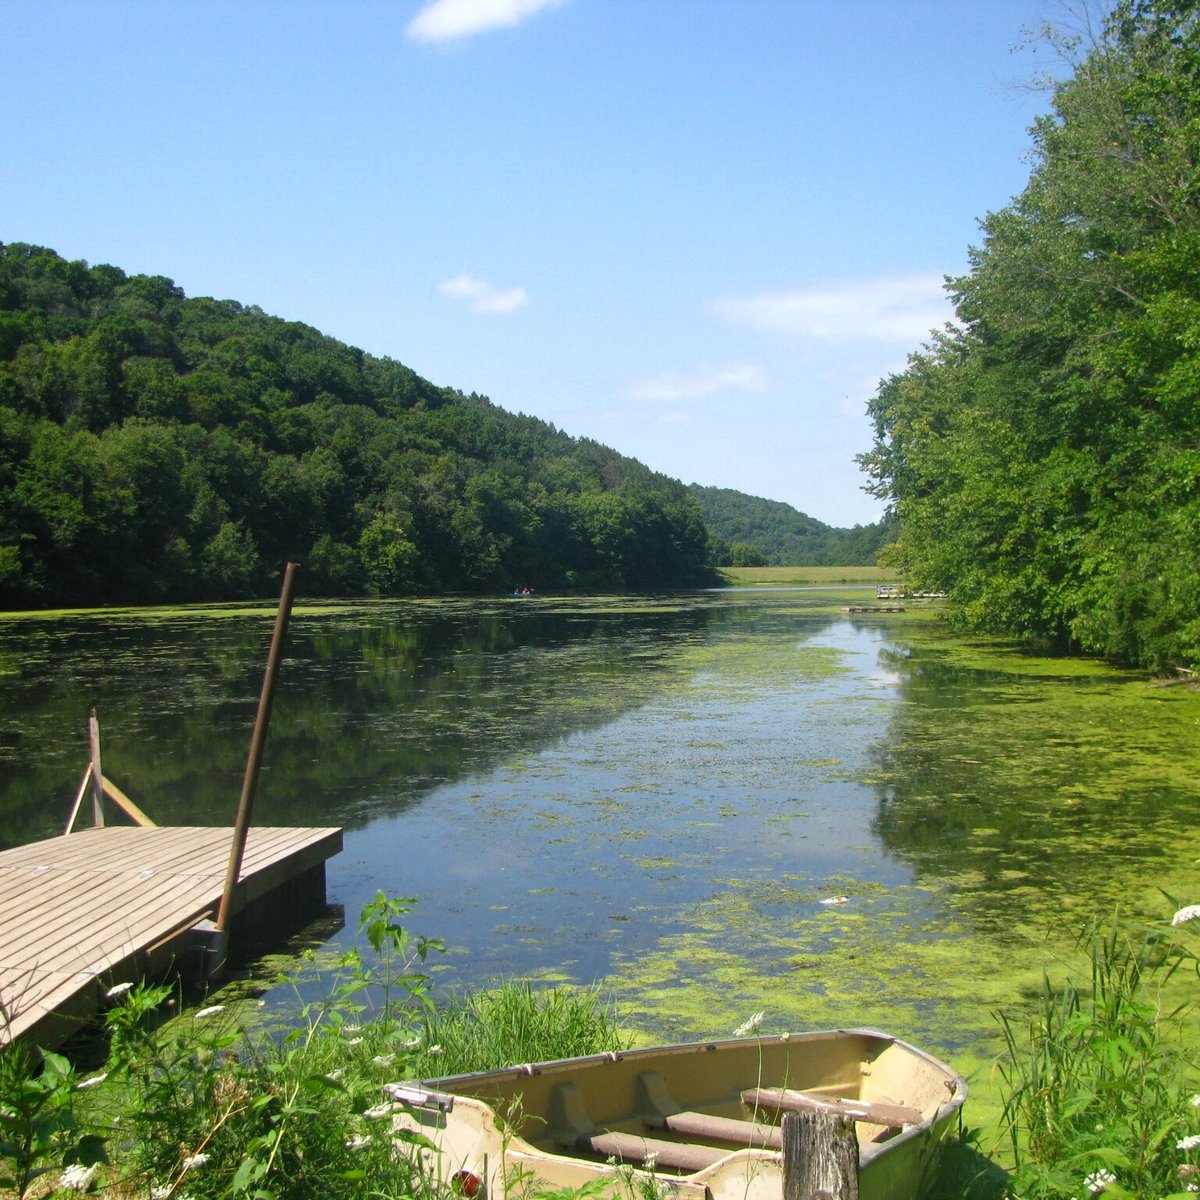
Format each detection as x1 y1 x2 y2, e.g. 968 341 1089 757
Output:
343 1023 361 1034
427 1044 443 1055
194 1005 225 1019
181 1152 211 1170
1172 904 1200 926
401 1036 422 1049
106 981 134 998
732 1011 765 1038
76 1071 108 1090
346 1134 372 1149
372 1054 395 1066
59 1162 99 1191
1084 1168 1116 1193
1178 1134 1200 1151
345 1037 363 1046
1190 1094 1200 1107
328 1068 345 1080
642 1152 658 1172
363 1103 393 1119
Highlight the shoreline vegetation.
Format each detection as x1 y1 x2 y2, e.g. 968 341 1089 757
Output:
2 895 1197 1200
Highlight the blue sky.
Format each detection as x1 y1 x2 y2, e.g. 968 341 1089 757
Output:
3 0 1062 526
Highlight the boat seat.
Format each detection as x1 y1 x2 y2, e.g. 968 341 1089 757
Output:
654 1110 782 1150
579 1131 728 1174
634 1072 780 1150
548 1079 739 1175
741 1087 922 1129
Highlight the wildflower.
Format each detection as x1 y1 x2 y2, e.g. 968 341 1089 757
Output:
1178 1134 1200 1151
106 981 134 998
59 1163 99 1191
346 1037 363 1045
346 1134 372 1149
363 1103 393 1119
1084 1168 1116 1193
194 1005 225 1019
642 1152 658 1172
428 1044 443 1055
328 1068 345 1080
401 1036 422 1049
76 1071 108 1090
372 1054 395 1066
181 1152 211 1170
343 1023 362 1034
1172 904 1200 926
1190 1095 1200 1108
732 1011 765 1038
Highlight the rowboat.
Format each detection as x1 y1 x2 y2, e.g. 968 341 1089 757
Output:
386 1028 967 1200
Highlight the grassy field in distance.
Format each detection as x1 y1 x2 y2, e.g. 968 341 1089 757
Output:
717 565 899 587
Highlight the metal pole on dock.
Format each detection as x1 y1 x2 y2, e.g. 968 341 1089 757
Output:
88 707 105 827
214 562 300 943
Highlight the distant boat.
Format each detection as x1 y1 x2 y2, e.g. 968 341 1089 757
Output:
387 1029 967 1200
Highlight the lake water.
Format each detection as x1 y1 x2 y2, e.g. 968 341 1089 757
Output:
3 589 1198 1086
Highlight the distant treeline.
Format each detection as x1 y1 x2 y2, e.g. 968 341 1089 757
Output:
858 2 1200 671
0 242 720 607
689 484 894 566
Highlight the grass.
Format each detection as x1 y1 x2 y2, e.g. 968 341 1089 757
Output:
718 565 899 587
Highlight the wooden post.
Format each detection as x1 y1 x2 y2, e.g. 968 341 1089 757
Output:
781 1110 859 1200
215 562 300 934
88 707 105 827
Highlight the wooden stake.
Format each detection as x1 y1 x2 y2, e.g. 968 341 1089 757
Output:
88 707 104 827
215 562 300 933
64 764 93 834
101 775 156 827
782 1110 859 1200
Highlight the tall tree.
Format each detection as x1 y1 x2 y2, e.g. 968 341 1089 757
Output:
859 0 1200 669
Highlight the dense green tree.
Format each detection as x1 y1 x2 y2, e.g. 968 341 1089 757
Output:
0 240 718 606
688 484 893 566
859 0 1200 670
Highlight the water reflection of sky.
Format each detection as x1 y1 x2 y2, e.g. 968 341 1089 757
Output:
328 614 928 994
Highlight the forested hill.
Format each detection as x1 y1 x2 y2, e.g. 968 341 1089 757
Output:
857 2 1200 672
0 242 716 608
688 484 894 566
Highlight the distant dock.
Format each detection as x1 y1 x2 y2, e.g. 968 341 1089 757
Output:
0 825 341 1047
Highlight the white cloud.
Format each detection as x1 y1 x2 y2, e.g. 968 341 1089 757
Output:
714 274 951 343
620 363 769 402
407 0 565 43
439 273 528 314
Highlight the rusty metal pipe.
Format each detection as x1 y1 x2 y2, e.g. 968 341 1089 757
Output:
215 562 300 934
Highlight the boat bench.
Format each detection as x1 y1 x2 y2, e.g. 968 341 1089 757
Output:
741 1087 921 1129
576 1131 728 1174
550 1077 774 1175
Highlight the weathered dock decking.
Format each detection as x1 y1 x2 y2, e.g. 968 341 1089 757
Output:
0 825 341 1047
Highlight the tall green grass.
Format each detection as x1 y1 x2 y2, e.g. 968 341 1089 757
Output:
412 981 625 1079
992 914 1200 1200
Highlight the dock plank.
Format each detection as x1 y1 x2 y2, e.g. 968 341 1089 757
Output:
0 826 341 1046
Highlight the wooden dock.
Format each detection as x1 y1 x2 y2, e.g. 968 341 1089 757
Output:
0 825 341 1047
